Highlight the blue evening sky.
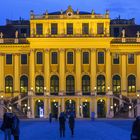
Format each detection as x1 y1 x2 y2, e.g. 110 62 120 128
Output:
0 0 140 25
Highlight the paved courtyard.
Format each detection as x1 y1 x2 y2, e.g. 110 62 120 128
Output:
0 119 133 140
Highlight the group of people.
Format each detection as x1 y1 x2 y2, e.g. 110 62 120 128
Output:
59 112 75 138
0 112 20 140
131 116 140 140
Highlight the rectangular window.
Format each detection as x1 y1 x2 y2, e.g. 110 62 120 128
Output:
97 23 104 34
83 52 89 64
6 54 12 64
113 53 119 64
36 24 43 35
67 52 73 64
36 52 43 64
82 23 89 35
51 52 58 64
67 23 73 35
21 54 27 64
98 52 104 64
128 54 134 64
51 23 58 35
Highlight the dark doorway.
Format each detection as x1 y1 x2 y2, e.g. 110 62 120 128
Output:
97 99 106 118
82 102 90 118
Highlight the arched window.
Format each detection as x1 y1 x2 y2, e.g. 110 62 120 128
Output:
50 75 59 95
112 75 121 94
128 75 136 93
5 76 13 93
97 75 105 94
35 75 44 95
20 75 28 93
82 75 90 95
66 75 75 95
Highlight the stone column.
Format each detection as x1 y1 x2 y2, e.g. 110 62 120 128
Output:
30 98 34 118
59 49 65 95
106 49 111 93
0 53 4 94
90 97 94 117
91 49 96 94
76 49 81 95
44 49 50 95
61 98 65 112
44 98 47 118
136 54 140 93
76 98 80 118
106 97 111 118
121 54 127 96
48 98 51 113
58 98 61 116
94 98 97 118
0 99 4 118
14 53 20 95
29 49 35 92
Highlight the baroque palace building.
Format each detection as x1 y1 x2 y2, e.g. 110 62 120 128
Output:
0 6 140 118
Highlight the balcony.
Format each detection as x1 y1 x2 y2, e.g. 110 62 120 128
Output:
35 92 44 96
0 38 29 44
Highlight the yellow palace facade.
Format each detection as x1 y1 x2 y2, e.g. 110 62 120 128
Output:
0 6 140 118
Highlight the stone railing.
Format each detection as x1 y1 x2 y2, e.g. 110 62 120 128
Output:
0 38 29 44
31 14 109 20
111 37 140 43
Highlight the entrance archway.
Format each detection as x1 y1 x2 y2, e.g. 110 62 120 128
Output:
35 100 44 118
82 102 90 118
65 100 76 117
97 99 106 118
51 101 58 119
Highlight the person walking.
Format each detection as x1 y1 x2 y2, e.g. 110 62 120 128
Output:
49 113 52 123
131 116 140 140
68 113 75 137
0 112 13 140
59 112 66 138
12 114 20 140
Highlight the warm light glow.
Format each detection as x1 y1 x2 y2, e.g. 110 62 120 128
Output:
1 95 3 98
114 103 117 107
9 106 12 110
100 99 103 102
85 99 87 102
44 87 46 90
31 87 33 90
53 100 56 102
38 100 41 102
110 105 113 109
28 106 30 110
129 106 132 109
107 86 110 90
24 104 27 107
137 94 140 97
94 87 96 90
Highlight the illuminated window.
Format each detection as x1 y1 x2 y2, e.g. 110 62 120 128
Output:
36 52 43 64
82 23 89 35
83 52 89 64
113 75 121 94
51 23 58 35
20 76 28 93
50 75 59 95
98 52 104 64
113 53 119 64
97 23 104 34
97 75 105 93
67 52 73 64
82 75 90 95
36 24 43 35
66 75 75 95
6 54 12 64
21 54 27 64
35 76 44 95
128 54 134 64
51 52 58 64
67 23 73 35
5 76 13 93
128 75 136 93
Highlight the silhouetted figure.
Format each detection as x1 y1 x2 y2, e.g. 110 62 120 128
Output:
0 112 13 140
55 113 58 121
131 116 140 140
49 113 52 123
12 114 20 140
68 113 75 137
59 112 66 138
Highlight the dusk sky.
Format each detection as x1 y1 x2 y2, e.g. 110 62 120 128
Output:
0 0 140 25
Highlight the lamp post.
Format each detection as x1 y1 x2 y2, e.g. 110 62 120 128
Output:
136 94 140 116
128 105 134 118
